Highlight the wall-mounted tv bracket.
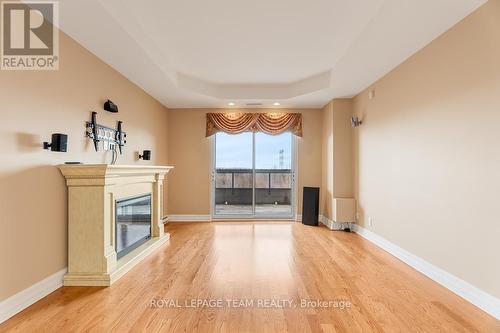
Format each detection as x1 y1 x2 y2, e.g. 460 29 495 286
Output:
85 111 127 153
116 121 125 154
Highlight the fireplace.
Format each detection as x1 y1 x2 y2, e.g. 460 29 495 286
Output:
59 164 172 286
115 194 152 259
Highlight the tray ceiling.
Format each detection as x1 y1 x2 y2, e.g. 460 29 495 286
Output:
56 0 486 108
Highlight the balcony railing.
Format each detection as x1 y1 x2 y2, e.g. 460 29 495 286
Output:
215 168 292 205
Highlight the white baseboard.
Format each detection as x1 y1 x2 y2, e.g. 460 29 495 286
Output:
319 215 341 230
169 215 299 222
295 214 302 222
167 215 212 222
0 268 66 324
353 225 500 320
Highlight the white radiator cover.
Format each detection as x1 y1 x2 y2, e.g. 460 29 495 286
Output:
333 198 356 223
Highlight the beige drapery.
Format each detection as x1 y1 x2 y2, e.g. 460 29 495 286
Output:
206 112 302 137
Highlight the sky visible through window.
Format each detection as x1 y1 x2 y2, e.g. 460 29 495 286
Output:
215 132 292 169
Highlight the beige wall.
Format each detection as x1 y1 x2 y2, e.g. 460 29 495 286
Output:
167 110 211 215
332 100 354 199
321 99 354 220
167 109 322 215
0 32 169 301
353 0 500 298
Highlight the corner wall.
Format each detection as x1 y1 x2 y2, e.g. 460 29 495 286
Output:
0 31 169 301
353 0 500 299
320 100 354 220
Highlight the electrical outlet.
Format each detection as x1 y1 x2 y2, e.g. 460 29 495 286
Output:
368 217 374 227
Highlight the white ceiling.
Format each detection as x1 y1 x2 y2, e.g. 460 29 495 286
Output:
57 0 486 109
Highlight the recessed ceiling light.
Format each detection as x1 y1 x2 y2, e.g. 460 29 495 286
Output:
227 102 236 106
273 102 281 106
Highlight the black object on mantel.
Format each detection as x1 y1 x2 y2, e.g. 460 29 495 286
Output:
302 187 319 226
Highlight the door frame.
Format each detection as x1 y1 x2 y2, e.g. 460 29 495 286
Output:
210 132 297 221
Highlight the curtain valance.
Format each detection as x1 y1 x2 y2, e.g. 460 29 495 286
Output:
206 112 302 137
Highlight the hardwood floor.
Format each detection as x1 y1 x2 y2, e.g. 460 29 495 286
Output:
1 222 498 332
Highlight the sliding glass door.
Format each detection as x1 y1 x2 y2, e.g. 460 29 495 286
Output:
214 132 254 216
254 132 293 216
213 131 294 218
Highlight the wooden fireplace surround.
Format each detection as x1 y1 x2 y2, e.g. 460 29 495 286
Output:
58 164 173 286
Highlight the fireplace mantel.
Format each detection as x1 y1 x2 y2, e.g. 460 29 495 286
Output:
59 164 173 286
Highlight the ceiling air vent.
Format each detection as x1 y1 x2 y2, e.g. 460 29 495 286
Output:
246 103 263 106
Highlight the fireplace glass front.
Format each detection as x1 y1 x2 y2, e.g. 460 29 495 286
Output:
115 194 152 259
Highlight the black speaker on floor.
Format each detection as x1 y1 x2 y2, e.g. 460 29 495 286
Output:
302 187 319 226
